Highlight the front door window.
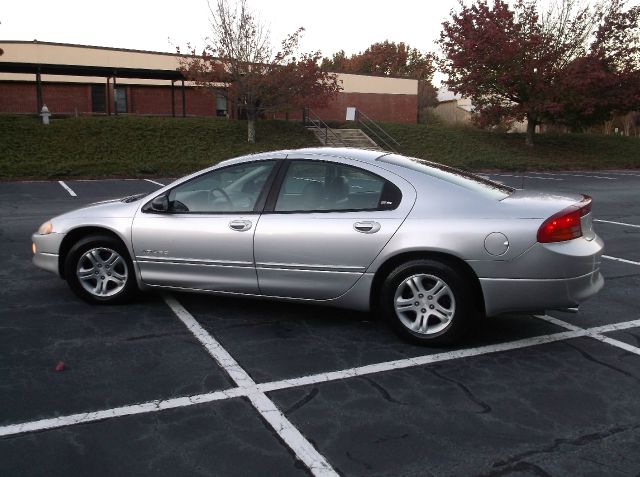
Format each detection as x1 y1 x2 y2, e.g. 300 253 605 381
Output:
167 161 276 213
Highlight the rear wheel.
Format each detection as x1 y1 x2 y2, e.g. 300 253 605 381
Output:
380 259 475 345
65 235 137 304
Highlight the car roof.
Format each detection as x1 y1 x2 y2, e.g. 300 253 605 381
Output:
228 147 389 165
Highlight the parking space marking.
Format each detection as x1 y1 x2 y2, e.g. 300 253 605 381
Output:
57 180 77 197
144 179 165 187
255 329 585 394
489 174 564 181
528 172 617 180
594 219 640 229
0 388 243 438
590 319 640 334
602 255 640 266
163 295 338 477
535 315 640 357
594 171 640 178
5 316 640 440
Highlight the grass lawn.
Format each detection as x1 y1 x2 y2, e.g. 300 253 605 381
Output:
379 120 640 171
1 114 638 180
0 115 317 180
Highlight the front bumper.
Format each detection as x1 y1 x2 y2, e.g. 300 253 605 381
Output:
480 269 604 316
32 232 65 276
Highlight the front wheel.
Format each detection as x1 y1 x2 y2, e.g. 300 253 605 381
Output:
65 235 137 304
380 259 476 345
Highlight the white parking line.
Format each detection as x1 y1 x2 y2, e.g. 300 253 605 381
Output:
594 171 640 178
535 315 640 357
4 316 640 440
528 172 617 180
490 174 564 181
163 295 338 477
0 388 243 438
256 329 584 394
602 255 640 266
144 179 165 187
594 219 640 229
57 180 77 197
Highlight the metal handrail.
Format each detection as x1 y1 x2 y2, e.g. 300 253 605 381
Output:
355 109 401 153
303 108 347 147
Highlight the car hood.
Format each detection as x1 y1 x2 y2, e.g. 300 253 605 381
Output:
53 197 142 221
500 189 586 218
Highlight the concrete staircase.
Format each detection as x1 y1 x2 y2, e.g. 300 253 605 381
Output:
309 127 381 150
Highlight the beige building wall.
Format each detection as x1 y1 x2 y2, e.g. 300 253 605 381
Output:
434 100 472 124
0 41 418 94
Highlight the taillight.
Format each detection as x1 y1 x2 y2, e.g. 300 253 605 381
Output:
537 195 592 243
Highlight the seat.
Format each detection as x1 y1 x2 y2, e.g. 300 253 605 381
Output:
301 180 325 210
326 175 349 207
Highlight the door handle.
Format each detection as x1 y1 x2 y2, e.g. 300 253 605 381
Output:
229 220 252 232
354 221 381 234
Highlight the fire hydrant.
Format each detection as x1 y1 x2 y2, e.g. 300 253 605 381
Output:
40 104 51 125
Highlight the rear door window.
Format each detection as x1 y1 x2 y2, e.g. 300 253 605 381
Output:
274 160 401 212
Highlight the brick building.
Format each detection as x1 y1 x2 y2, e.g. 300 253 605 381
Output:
0 41 418 123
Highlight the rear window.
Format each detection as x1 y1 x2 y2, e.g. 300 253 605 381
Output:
379 154 514 200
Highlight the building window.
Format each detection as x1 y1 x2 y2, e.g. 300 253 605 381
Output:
216 94 227 117
115 88 127 113
91 84 106 113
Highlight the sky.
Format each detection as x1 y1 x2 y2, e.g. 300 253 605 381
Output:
0 0 455 57
2 0 638 86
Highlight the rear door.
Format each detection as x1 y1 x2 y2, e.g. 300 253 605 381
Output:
254 156 416 300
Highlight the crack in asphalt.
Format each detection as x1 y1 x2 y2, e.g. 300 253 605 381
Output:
481 460 555 477
361 377 407 405
563 342 639 382
345 450 373 471
283 388 319 415
123 331 188 342
429 367 492 414
372 432 410 444
486 423 640 473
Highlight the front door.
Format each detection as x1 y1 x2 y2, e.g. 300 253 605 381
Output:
132 160 278 293
254 158 415 300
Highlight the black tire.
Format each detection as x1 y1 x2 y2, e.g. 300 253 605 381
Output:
380 259 476 345
65 235 138 305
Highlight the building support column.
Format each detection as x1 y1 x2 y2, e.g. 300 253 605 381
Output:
35 67 43 113
113 76 118 115
171 80 176 117
181 80 186 117
106 77 111 115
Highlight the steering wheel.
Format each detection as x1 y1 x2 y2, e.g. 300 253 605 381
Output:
209 188 233 207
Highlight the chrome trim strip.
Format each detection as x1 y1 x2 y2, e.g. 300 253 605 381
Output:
136 257 253 268
256 262 365 273
479 269 599 282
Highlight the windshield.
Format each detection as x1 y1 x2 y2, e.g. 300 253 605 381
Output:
379 154 514 200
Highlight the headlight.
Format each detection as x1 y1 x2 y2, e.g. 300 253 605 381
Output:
38 221 53 235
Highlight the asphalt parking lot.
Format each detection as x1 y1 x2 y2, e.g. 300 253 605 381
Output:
1 170 639 476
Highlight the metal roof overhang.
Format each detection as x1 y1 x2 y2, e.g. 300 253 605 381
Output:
0 62 184 80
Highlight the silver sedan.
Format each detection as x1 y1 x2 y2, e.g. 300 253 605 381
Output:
32 148 604 344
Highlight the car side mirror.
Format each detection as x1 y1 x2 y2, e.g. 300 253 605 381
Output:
150 194 169 213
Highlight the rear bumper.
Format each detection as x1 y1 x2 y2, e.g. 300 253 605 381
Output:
480 269 604 316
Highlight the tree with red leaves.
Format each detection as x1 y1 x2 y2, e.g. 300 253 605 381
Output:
179 0 341 143
323 41 435 81
439 0 640 146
